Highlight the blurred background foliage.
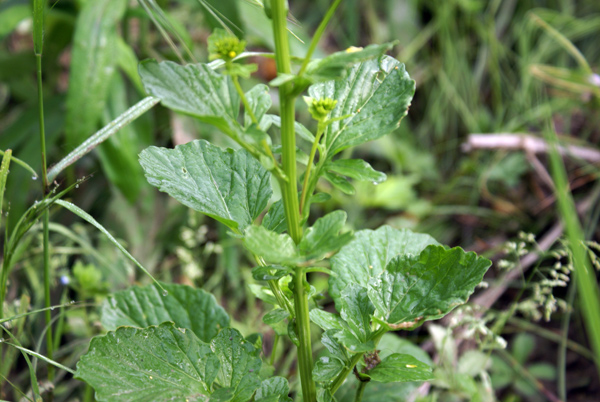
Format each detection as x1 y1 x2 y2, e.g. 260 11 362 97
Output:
1 0 600 401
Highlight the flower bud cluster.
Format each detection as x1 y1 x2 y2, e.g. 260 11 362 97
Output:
304 96 337 122
208 29 246 62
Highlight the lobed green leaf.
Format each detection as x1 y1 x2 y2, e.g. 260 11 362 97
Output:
100 282 229 343
368 245 492 328
244 226 300 264
139 140 272 233
211 329 262 402
139 60 241 138
313 356 345 383
75 323 218 402
329 226 438 308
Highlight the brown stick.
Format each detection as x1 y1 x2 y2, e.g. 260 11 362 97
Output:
462 133 600 163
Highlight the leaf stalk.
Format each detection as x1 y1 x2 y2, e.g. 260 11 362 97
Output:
330 327 387 395
297 0 343 77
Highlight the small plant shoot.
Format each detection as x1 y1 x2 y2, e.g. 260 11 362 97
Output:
72 2 492 401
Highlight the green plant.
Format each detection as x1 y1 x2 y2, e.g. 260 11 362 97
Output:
490 333 557 401
69 2 492 401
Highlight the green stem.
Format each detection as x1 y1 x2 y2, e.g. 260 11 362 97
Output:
297 0 343 77
302 158 327 219
330 328 387 395
0 150 10 395
255 255 294 317
271 1 316 400
227 76 285 179
36 55 48 190
292 268 316 402
36 15 54 390
270 333 280 366
271 0 302 241
353 379 368 402
43 210 54 384
299 123 325 214
232 74 258 125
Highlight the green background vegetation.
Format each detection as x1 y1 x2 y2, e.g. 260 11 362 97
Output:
1 0 599 401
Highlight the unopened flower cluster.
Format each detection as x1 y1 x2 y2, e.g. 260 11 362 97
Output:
208 29 246 61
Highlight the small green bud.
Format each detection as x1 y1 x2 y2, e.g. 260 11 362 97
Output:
208 29 246 62
304 96 337 121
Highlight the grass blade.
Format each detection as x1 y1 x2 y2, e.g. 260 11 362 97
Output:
47 96 159 183
544 127 600 380
0 150 37 179
0 327 41 401
65 0 128 150
0 302 93 325
0 150 11 219
0 341 74 375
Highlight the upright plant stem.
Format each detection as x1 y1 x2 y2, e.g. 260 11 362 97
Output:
270 1 315 401
271 0 301 242
353 380 367 402
292 269 315 401
34 0 54 390
36 56 48 191
42 210 53 384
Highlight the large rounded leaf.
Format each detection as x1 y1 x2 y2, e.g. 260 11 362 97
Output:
101 282 229 343
76 324 262 402
368 245 492 327
75 323 218 402
329 226 438 308
139 60 240 138
139 140 272 232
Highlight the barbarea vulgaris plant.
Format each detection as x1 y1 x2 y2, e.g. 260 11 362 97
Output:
74 1 492 401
